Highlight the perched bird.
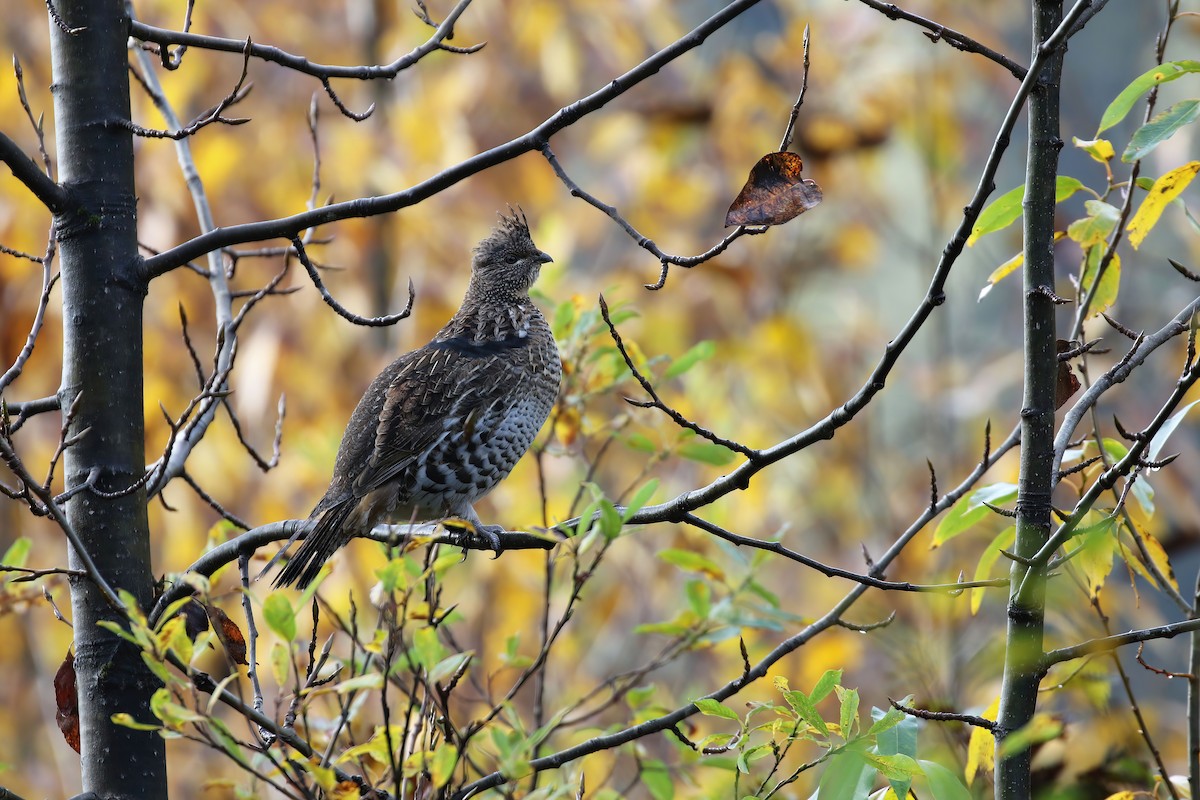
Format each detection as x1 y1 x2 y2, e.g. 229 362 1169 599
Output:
272 210 560 589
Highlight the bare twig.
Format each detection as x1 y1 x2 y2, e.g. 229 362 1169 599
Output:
140 0 780 279
853 0 1026 78
128 0 480 87
778 24 811 152
290 237 415 326
598 295 756 459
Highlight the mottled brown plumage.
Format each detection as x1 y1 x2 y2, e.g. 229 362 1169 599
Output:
273 211 560 588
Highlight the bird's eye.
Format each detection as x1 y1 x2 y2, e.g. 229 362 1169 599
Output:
506 253 520 265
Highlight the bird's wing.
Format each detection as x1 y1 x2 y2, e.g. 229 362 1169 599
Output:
351 337 523 496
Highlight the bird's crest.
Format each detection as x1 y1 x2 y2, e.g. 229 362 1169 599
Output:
476 206 533 254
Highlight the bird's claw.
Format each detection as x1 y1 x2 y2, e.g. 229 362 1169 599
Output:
476 524 505 558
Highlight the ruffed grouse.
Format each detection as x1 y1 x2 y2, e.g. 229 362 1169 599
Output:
273 210 560 589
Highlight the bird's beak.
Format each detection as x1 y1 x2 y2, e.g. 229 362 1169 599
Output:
538 251 554 264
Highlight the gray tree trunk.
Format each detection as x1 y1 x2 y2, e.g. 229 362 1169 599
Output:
49 0 167 795
996 0 1064 797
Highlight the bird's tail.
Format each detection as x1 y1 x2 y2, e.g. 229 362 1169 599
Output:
272 500 356 589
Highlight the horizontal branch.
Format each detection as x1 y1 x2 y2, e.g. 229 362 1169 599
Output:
148 519 557 626
454 425 1023 799
0 131 70 213
128 0 478 81
1041 617 1200 668
853 0 1027 79
139 0 773 278
682 513 1010 594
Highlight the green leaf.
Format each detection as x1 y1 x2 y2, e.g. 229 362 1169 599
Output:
598 498 623 540
873 706 918 758
919 759 973 800
932 483 1018 547
677 441 736 466
836 686 859 739
811 669 843 703
410 626 446 671
1124 99 1200 162
971 526 1016 615
817 745 874 800
0 537 31 573
659 548 725 580
873 707 919 800
783 688 829 737
624 432 657 454
641 758 674 800
969 177 1084 245
694 697 739 720
866 704 905 738
663 340 716 380
262 593 296 641
864 752 919 783
208 718 249 766
996 715 1064 758
1066 200 1120 247
623 479 659 521
1098 60 1200 134
686 579 711 618
627 685 657 708
736 744 772 775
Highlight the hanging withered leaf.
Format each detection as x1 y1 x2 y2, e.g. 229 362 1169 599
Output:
1056 339 1081 410
181 598 210 640
55 649 80 753
206 603 248 666
725 151 823 227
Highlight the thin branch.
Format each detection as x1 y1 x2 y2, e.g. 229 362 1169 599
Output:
128 0 479 81
852 0 1027 79
598 294 756 458
682 514 1007 594
1041 618 1200 668
453 427 1021 799
0 433 125 612
125 42 253 139
148 520 556 626
0 253 59 394
0 131 70 213
140 0 778 279
290 237 414 326
891 699 998 732
778 24 811 152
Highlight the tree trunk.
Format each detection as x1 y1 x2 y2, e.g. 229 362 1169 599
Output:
49 0 167 795
995 0 1064 797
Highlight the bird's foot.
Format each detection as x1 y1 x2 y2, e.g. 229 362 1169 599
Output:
474 523 505 558
442 518 505 557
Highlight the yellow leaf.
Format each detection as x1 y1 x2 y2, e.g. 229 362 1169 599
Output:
1073 137 1115 163
1080 248 1120 319
1125 523 1179 591
1127 161 1200 248
978 252 1023 301
971 526 1015 614
965 696 1000 786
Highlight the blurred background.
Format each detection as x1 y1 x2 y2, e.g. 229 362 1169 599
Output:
2 0 1199 796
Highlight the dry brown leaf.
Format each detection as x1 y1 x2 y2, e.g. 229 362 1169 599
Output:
54 649 80 753
726 151 822 227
